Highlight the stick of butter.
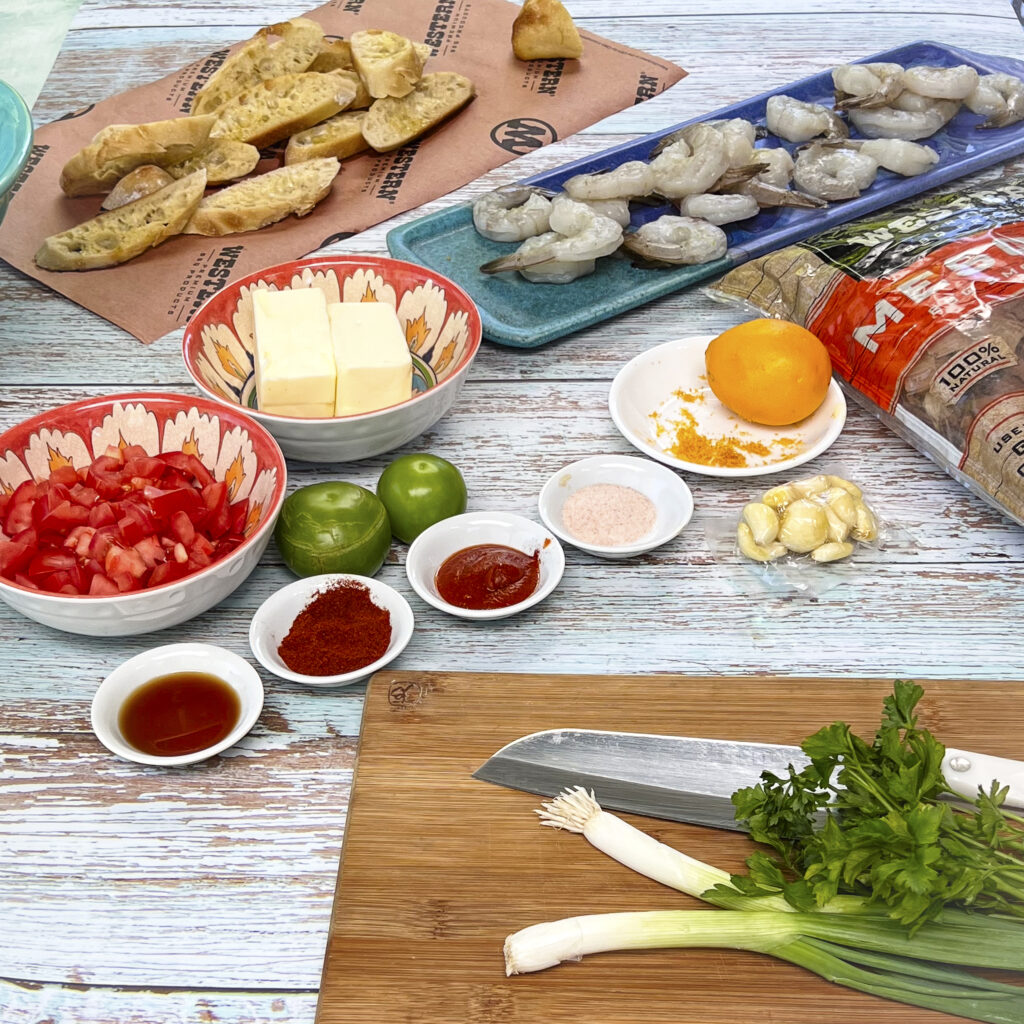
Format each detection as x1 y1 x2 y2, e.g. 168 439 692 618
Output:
252 288 336 418
328 301 413 416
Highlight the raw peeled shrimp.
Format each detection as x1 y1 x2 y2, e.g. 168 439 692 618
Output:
847 102 953 140
487 232 595 284
965 72 1024 128
648 124 730 199
677 193 760 225
689 118 757 166
748 147 794 188
563 160 654 201
557 195 631 227
472 185 554 242
479 197 623 279
792 143 878 200
833 62 905 109
901 64 979 101
652 119 757 168
765 94 848 142
620 215 728 265
714 148 825 208
855 138 939 176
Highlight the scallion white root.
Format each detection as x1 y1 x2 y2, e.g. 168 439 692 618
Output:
538 786 788 911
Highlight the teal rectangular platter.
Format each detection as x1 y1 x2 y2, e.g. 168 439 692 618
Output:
387 40 1024 349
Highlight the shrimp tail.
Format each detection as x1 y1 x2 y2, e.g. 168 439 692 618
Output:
648 127 688 158
834 88 896 111
713 161 772 190
479 251 555 274
743 181 828 208
981 109 1024 129
823 109 850 139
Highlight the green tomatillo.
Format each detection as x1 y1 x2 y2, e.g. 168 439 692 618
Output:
376 453 467 543
274 481 391 577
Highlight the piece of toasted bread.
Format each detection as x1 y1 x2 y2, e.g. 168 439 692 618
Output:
100 165 175 210
190 17 325 115
209 71 358 149
309 38 354 73
350 30 423 99
166 139 261 184
331 69 372 110
36 169 207 271
361 72 475 153
183 158 339 236
285 111 369 164
512 0 583 60
59 115 216 197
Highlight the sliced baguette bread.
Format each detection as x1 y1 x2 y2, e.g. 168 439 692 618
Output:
190 17 325 115
309 38 354 73
334 69 373 110
183 157 339 236
350 30 423 99
100 164 175 210
166 139 261 184
36 169 207 271
285 111 369 164
209 71 358 149
512 0 584 60
59 115 216 197
361 72 475 153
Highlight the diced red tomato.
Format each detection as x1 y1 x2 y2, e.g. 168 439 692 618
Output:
0 448 252 595
48 465 79 488
0 538 34 577
88 574 119 596
161 451 215 489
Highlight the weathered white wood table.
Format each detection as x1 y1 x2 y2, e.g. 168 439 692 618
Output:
2 2 1023 1021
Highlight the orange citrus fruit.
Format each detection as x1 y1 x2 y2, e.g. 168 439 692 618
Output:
704 319 832 426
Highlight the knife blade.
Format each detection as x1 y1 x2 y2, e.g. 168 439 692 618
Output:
472 728 1024 829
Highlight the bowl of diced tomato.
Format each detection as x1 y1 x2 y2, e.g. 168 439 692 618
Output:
0 392 287 636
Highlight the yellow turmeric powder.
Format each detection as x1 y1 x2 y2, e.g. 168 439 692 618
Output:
652 390 800 468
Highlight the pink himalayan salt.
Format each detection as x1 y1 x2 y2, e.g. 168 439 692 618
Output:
561 483 657 547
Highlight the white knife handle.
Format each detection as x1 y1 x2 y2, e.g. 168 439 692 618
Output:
942 748 1024 809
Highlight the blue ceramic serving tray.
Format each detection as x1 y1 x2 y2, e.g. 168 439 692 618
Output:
388 41 1024 349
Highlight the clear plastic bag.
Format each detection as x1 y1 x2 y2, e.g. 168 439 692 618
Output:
704 466 915 597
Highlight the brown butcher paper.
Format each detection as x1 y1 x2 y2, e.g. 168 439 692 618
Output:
0 0 686 343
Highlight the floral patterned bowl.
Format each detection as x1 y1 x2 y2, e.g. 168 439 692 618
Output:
0 393 287 636
182 256 483 462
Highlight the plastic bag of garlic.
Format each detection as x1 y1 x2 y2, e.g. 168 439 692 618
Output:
710 163 1024 530
703 468 909 598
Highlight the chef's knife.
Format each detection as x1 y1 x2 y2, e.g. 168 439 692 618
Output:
472 729 1024 830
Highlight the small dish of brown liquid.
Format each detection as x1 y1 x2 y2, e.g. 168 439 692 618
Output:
90 642 264 766
118 672 241 757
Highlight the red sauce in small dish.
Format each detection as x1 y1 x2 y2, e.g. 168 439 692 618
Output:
434 543 541 610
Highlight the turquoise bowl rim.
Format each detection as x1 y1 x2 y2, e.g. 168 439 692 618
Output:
0 79 33 209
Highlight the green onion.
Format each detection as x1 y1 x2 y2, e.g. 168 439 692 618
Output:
515 787 1024 1021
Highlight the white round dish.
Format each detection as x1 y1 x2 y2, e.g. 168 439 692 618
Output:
609 334 847 478
90 643 264 767
538 454 693 559
405 511 564 621
249 573 414 687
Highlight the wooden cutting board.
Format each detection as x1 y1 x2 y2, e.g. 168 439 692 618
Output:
314 672 1024 1024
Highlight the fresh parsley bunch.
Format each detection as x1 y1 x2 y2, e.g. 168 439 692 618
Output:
726 680 1024 929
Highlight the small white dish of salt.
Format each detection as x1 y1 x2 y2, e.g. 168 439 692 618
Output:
538 454 694 560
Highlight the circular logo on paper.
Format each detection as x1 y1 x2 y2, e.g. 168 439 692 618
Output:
490 118 557 155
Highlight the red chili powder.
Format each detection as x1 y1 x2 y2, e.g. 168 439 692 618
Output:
278 580 392 676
